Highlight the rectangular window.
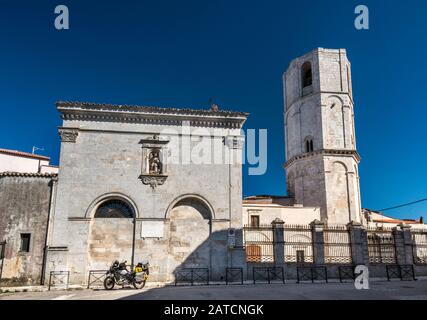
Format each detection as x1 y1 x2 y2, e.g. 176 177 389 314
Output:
20 233 31 252
250 215 260 228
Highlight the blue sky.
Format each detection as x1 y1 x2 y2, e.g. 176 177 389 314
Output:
0 1 426 219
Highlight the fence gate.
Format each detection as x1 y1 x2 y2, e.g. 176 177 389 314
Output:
226 268 243 285
175 268 209 286
0 241 5 286
367 228 397 264
243 225 274 263
412 230 427 264
283 224 313 263
48 271 70 290
324 225 352 264
87 270 108 289
252 267 284 284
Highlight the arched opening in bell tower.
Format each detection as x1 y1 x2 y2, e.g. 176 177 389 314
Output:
301 61 312 88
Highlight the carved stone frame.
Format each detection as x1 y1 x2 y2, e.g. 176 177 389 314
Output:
139 135 169 189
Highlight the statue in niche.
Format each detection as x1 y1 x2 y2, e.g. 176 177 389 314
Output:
148 150 162 174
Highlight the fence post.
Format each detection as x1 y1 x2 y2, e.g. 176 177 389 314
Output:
271 218 285 267
398 224 414 265
310 220 325 265
393 225 406 265
347 221 369 266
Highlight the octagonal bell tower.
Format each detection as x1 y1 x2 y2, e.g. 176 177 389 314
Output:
283 48 362 224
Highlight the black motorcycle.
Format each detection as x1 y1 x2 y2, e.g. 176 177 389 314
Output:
103 260 149 290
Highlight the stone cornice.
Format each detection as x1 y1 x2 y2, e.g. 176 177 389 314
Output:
57 101 248 129
284 149 361 168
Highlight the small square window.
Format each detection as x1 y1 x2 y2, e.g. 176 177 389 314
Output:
20 233 31 252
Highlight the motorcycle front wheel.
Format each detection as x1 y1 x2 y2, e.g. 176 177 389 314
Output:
133 279 146 289
104 276 115 290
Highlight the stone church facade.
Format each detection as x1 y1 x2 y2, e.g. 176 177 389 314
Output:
45 102 248 283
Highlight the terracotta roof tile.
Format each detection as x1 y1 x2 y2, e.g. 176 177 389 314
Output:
0 171 57 178
0 148 50 161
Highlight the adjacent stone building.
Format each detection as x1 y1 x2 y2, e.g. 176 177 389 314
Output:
0 150 58 285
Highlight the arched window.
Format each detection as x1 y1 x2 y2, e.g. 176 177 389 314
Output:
94 199 134 218
304 137 314 153
301 61 312 88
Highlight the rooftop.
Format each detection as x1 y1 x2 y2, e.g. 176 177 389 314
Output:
243 195 295 206
56 101 249 118
363 208 424 225
56 101 249 129
0 148 50 161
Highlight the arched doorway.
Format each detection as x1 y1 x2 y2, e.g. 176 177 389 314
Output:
167 196 213 280
87 198 136 270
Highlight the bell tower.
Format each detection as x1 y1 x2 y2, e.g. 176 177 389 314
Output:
283 48 362 224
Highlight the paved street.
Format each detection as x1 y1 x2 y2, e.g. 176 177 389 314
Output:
1 280 427 300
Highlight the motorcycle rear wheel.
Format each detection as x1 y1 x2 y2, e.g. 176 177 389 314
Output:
104 276 115 290
133 279 146 289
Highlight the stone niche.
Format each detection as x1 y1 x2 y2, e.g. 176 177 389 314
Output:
139 135 169 189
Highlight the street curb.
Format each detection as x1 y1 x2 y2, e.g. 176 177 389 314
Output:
0 285 86 294
2 277 427 294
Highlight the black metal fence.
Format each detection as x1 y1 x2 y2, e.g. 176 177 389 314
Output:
324 225 352 264
48 271 70 290
252 267 285 284
226 268 243 285
386 264 416 281
338 265 356 282
297 266 328 283
243 225 274 263
283 224 313 263
412 230 427 264
87 270 108 288
367 228 397 264
175 268 209 286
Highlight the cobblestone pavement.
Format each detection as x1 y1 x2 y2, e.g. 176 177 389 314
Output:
1 280 427 300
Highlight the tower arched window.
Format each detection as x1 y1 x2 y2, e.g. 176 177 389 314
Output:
301 62 312 88
304 137 314 153
94 199 134 218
